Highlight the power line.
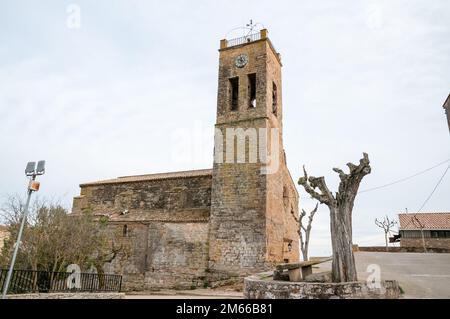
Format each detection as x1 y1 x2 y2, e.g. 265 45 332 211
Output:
358 158 450 194
407 163 450 254
405 162 450 237
298 158 450 200
417 163 450 212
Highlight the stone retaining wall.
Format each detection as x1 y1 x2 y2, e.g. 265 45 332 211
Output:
356 246 450 253
244 273 400 299
400 238 450 250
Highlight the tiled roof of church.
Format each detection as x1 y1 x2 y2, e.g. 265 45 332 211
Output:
399 212 450 230
80 168 212 186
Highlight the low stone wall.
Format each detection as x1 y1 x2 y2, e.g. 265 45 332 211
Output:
400 238 450 250
244 273 400 299
356 246 450 253
7 293 125 299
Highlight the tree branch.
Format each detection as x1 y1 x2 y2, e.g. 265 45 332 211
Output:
309 203 319 220
332 167 347 182
333 153 372 204
298 166 335 205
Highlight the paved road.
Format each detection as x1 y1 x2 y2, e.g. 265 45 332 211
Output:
317 252 450 299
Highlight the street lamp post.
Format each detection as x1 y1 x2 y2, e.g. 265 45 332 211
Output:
1 161 45 299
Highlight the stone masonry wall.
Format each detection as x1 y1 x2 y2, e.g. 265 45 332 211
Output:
72 174 212 290
73 175 211 217
281 167 300 263
216 40 270 123
264 41 298 264
209 159 267 274
401 238 450 250
265 155 300 265
210 38 270 275
210 37 300 276
108 221 210 291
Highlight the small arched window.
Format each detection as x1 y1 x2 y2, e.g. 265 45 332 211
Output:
122 224 128 237
248 73 256 108
229 77 239 111
272 82 278 115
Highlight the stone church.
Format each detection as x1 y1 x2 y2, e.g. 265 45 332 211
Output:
72 29 300 290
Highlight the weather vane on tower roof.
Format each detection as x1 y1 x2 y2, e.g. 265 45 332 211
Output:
246 19 255 35
225 19 265 39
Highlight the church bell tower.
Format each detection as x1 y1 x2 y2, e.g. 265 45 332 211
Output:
208 28 299 277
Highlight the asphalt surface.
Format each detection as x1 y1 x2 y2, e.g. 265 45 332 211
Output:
317 252 450 299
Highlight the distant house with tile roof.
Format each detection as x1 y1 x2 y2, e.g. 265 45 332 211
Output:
398 212 450 249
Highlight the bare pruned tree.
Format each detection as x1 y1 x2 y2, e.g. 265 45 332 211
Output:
411 215 427 253
299 203 318 261
375 216 397 251
298 153 371 283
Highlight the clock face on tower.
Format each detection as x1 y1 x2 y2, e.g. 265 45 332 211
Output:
234 54 249 68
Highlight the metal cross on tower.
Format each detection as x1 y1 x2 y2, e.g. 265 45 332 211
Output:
246 19 255 34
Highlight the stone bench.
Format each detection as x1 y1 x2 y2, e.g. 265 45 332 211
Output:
274 257 332 282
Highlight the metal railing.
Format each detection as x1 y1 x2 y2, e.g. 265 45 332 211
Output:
226 32 262 48
0 269 122 294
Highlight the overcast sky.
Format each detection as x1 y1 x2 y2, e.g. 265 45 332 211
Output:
0 0 449 256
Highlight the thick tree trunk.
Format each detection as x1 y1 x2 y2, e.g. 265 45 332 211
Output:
330 205 357 282
299 229 308 261
385 232 388 252
301 247 308 262
301 230 310 261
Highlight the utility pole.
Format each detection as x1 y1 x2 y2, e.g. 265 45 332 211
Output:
444 94 450 134
1 161 45 299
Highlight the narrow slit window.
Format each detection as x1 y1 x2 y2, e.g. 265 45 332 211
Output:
272 81 278 115
229 77 239 111
123 224 128 237
248 73 256 108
